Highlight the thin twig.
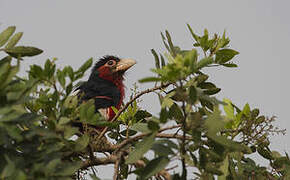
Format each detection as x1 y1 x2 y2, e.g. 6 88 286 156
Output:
180 80 187 179
114 132 191 152
165 165 178 171
114 125 182 150
81 155 117 170
113 155 121 180
97 82 171 141
159 124 181 132
91 166 97 177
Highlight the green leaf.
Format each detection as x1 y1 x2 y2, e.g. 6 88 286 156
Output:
171 88 187 102
223 98 235 120
46 159 61 174
161 97 174 108
0 26 16 47
5 32 23 49
147 120 160 131
160 54 166 67
199 82 216 89
64 66 74 80
44 59 56 78
251 108 259 119
168 103 183 121
134 110 152 121
187 112 202 129
64 96 78 108
154 139 178 149
161 32 170 53
5 125 23 141
204 88 221 95
215 49 239 64
13 170 26 180
210 135 249 152
130 123 151 133
221 63 238 68
54 162 81 176
75 134 90 151
151 49 160 69
151 143 174 156
205 164 223 176
200 98 214 111
64 126 79 139
1 155 15 178
257 146 274 160
242 103 251 117
66 83 73 95
197 57 213 69
195 74 209 85
2 66 19 88
5 46 43 58
218 155 229 180
165 30 176 57
185 49 198 72
205 107 224 135
57 69 66 88
139 156 169 180
273 157 290 169
187 24 200 42
215 30 230 51
189 86 197 104
200 29 210 51
58 117 71 125
160 108 169 123
120 129 137 137
29 64 43 78
125 132 157 164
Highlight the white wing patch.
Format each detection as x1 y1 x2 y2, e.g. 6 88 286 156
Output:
98 108 110 120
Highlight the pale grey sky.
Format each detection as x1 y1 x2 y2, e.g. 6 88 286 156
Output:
1 0 290 179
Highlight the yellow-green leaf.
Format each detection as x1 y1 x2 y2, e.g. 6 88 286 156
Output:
5 46 43 58
0 26 16 47
125 132 156 164
223 98 234 120
140 157 169 180
5 32 23 49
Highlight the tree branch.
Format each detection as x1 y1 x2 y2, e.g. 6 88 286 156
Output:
179 80 187 179
82 150 171 179
113 125 190 152
81 155 117 170
113 154 121 180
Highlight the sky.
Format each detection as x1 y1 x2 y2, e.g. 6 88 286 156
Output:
1 0 290 179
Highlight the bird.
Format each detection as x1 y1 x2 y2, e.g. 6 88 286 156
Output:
76 55 136 121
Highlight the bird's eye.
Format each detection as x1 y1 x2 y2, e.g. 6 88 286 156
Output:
107 60 115 66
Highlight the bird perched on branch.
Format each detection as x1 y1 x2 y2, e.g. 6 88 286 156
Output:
77 55 136 121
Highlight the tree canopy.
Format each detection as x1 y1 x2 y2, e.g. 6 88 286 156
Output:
0 25 288 180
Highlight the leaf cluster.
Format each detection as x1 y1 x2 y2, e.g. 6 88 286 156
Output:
0 26 97 180
135 25 289 179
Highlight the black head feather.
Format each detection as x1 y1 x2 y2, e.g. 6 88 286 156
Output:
92 55 120 72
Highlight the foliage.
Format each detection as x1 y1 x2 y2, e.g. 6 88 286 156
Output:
0 25 288 180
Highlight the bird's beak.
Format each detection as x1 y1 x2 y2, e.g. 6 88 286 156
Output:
115 58 136 72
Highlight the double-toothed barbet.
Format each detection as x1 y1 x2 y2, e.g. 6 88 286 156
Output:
77 55 136 121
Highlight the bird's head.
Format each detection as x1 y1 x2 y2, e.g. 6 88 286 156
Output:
91 55 136 84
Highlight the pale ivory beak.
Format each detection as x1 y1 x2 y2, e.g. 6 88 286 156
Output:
115 58 136 72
